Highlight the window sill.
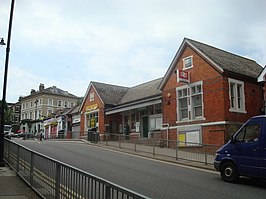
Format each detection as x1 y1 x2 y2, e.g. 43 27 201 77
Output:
183 66 193 70
176 117 206 124
229 109 247 114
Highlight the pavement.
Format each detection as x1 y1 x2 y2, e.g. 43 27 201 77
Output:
0 165 41 199
0 139 216 198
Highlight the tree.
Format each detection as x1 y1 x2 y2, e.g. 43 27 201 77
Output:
0 100 13 125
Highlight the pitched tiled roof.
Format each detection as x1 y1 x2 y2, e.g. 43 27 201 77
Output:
21 86 78 100
91 82 129 105
118 78 162 105
186 38 263 78
41 86 78 98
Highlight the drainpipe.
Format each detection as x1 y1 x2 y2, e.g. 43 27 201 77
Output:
162 123 169 147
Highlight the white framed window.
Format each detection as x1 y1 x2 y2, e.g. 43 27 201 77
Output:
38 110 42 119
70 102 75 108
177 81 203 121
183 56 193 69
228 78 246 113
48 98 53 106
58 100 62 107
178 88 189 120
191 84 203 118
47 109 53 116
64 101 69 108
29 112 33 120
90 92 95 101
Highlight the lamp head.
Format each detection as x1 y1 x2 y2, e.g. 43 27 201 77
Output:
0 38 6 46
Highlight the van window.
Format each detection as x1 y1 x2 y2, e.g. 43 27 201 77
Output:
235 123 260 142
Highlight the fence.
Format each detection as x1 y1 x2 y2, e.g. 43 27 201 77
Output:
3 139 150 199
99 134 221 165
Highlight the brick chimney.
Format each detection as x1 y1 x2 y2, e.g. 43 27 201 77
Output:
39 83 45 91
30 89 36 95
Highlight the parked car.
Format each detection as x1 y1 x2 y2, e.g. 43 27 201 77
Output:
214 115 266 182
17 131 34 139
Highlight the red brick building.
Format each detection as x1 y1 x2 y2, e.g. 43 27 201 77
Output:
79 80 162 139
158 38 263 145
80 38 263 145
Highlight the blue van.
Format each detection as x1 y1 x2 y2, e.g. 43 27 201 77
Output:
214 115 266 182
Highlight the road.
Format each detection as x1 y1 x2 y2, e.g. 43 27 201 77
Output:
15 139 266 199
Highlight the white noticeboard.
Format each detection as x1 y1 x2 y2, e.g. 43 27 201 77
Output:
155 117 162 129
186 131 200 144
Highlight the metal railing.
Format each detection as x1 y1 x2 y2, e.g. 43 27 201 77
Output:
3 139 150 199
100 134 221 165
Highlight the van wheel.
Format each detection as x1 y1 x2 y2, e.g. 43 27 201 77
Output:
220 162 239 183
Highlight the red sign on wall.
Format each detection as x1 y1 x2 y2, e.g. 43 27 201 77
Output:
177 69 190 83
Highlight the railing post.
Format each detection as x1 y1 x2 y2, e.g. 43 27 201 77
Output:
30 152 34 185
105 134 108 146
176 140 178 160
16 145 20 172
55 163 61 199
105 184 111 199
7 140 10 162
204 144 207 165
153 139 155 156
119 135 121 149
134 138 137 152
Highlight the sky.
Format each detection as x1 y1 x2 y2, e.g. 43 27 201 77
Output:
0 0 266 103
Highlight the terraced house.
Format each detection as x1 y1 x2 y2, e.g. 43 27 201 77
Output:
20 83 79 136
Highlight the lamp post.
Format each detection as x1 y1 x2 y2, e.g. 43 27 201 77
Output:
34 99 38 135
0 0 16 167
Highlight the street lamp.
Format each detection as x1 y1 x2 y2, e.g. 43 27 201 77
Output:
0 0 16 167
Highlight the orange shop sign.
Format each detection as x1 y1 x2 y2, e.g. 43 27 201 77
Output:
86 104 98 112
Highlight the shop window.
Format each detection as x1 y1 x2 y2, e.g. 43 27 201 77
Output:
150 114 162 130
177 82 203 121
87 112 99 129
183 56 193 69
229 78 246 113
155 103 162 114
131 113 136 130
47 109 53 116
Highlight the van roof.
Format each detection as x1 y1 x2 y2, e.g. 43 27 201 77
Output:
251 115 266 119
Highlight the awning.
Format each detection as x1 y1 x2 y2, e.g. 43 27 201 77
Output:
106 98 161 115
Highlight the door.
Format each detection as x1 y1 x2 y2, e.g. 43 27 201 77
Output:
142 116 149 138
233 120 264 178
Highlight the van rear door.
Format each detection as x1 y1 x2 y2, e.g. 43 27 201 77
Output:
232 118 264 178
